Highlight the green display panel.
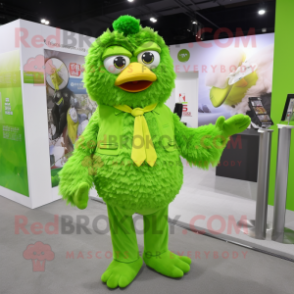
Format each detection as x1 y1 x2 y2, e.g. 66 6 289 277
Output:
0 50 29 196
269 0 294 211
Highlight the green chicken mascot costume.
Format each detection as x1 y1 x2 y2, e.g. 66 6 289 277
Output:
59 15 251 288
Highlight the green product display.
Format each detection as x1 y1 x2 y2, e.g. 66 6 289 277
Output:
59 15 250 288
0 50 29 196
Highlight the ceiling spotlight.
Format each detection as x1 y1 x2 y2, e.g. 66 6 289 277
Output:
127 0 134 2
150 17 157 23
262 28 267 33
192 21 197 24
41 18 49 25
258 9 266 15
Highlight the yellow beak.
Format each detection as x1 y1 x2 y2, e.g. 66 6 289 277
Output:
115 62 157 92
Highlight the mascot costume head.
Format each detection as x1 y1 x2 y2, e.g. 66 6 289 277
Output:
84 15 175 108
59 15 250 289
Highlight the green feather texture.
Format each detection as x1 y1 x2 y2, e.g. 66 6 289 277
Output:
173 114 229 169
113 15 140 36
93 107 183 210
58 111 99 206
59 15 229 211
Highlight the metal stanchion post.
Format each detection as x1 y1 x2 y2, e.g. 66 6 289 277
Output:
238 128 273 239
272 124 294 244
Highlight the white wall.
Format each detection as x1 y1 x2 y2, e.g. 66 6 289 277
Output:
0 20 21 54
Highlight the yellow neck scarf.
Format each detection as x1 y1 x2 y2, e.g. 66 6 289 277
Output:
114 103 157 167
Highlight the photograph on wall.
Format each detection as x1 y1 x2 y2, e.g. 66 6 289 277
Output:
0 50 29 196
201 35 274 126
44 49 97 187
172 33 275 127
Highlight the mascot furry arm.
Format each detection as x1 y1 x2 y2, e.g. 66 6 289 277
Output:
173 114 250 168
58 111 99 209
59 15 251 289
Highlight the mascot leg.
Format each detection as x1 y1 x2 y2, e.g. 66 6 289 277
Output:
143 206 191 278
101 205 143 288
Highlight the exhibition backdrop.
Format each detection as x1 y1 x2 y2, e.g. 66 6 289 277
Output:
169 33 275 126
170 25 294 212
269 0 294 211
43 50 97 187
0 16 292 212
0 19 96 208
0 50 29 196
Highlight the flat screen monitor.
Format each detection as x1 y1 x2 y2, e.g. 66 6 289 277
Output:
281 94 294 122
248 97 273 127
174 103 183 119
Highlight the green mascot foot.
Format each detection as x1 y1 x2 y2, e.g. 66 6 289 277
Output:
143 250 191 278
101 257 143 289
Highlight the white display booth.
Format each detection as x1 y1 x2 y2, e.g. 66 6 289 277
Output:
0 19 97 209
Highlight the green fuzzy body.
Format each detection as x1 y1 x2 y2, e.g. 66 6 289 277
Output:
57 16 251 288
58 15 229 211
59 104 227 211
95 113 227 210
94 109 183 210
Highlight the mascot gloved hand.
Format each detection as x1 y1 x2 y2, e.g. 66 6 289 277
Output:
73 182 89 210
216 114 251 138
59 15 251 289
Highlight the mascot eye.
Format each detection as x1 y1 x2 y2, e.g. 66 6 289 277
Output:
137 51 160 69
114 57 127 69
142 52 154 64
103 55 130 74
